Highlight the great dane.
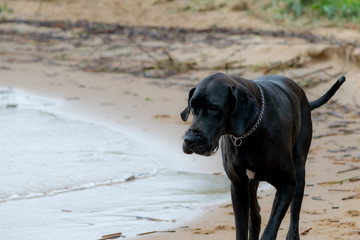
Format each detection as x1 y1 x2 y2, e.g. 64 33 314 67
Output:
180 73 345 240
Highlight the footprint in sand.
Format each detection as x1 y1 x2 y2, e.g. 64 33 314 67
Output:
191 228 216 235
346 210 360 217
215 225 235 230
191 225 235 235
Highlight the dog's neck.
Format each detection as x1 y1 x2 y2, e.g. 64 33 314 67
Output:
231 83 265 147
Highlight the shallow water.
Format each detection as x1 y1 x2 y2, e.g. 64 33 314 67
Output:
0 88 231 239
0 170 230 239
0 107 165 202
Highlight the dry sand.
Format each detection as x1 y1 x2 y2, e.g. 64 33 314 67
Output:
9 0 279 31
1 1 360 239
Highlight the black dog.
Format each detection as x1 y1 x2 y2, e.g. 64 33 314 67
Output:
180 73 345 240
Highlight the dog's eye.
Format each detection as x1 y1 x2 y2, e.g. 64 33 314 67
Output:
207 105 223 118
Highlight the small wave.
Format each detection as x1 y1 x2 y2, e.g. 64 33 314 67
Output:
0 169 162 203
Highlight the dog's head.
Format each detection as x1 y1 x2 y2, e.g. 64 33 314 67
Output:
180 73 258 156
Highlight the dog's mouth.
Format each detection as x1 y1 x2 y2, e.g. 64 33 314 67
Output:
183 144 219 157
182 138 219 156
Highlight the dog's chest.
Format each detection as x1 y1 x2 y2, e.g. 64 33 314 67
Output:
246 169 256 180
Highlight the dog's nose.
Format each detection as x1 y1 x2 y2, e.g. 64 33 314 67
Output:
183 130 202 154
184 134 196 145
183 130 201 145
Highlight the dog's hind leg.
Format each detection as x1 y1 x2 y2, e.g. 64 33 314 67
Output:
249 181 261 240
286 158 306 240
261 180 296 240
287 107 312 240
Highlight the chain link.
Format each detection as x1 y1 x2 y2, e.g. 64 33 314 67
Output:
232 83 265 147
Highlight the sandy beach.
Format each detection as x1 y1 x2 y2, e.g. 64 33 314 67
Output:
1 1 360 239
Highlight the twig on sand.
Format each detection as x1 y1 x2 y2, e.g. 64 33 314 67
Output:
137 230 175 236
317 176 359 185
337 166 360 174
328 189 352 192
327 110 344 119
342 193 360 201
313 133 337 139
300 227 312 236
350 177 360 182
312 196 324 201
100 232 122 240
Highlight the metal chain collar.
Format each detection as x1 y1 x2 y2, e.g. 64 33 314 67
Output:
231 83 265 147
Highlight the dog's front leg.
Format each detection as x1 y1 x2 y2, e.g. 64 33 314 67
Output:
249 181 261 240
231 181 249 240
261 184 296 240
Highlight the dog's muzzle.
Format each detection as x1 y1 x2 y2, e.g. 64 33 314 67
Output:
182 130 219 156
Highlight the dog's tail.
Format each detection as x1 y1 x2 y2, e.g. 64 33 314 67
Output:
310 76 346 110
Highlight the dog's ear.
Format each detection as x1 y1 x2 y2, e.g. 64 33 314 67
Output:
180 106 190 122
180 87 196 121
229 85 258 136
